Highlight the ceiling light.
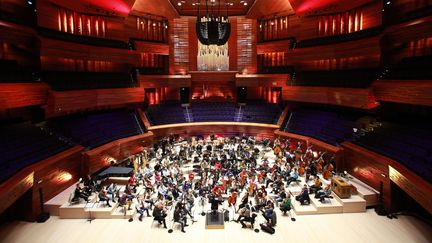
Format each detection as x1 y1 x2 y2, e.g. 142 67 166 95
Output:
178 2 182 6
244 2 247 6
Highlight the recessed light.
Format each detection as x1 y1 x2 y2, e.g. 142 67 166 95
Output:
178 2 182 6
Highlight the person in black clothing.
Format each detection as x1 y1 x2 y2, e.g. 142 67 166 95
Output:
73 183 89 202
240 213 257 229
173 203 187 233
152 203 167 228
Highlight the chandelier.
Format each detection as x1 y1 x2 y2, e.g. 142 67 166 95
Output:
196 0 231 46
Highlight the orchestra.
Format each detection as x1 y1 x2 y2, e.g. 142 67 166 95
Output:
71 134 337 234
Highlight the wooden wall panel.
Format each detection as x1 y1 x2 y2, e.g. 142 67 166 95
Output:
235 74 290 87
0 145 84 220
0 83 49 110
149 122 278 140
169 17 190 74
282 86 378 109
288 36 381 68
342 141 432 214
387 0 432 21
139 74 191 88
237 17 257 73
39 37 140 65
188 18 198 72
0 170 34 215
31 146 84 219
228 18 238 72
82 132 153 175
373 80 432 107
257 39 292 54
45 88 145 117
134 41 169 55
383 16 432 63
0 21 39 67
37 0 126 41
389 165 432 214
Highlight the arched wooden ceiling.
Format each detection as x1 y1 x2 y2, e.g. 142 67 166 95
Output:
48 0 377 19
168 0 255 16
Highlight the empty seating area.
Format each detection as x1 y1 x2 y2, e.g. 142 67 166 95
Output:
241 100 281 124
293 69 379 88
284 108 360 145
42 71 136 91
353 122 432 183
146 101 186 125
0 122 73 182
191 102 236 122
45 109 144 148
383 55 432 80
0 60 35 83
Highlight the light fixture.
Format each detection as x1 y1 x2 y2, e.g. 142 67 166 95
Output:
196 0 231 46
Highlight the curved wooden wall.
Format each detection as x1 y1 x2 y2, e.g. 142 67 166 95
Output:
373 80 432 107
0 83 49 110
148 122 279 139
282 86 378 109
45 88 145 118
342 141 432 214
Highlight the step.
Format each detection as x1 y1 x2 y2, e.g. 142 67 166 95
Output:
309 193 343 214
335 194 367 213
291 197 318 215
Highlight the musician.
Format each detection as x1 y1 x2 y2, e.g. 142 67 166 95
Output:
274 187 287 203
136 196 151 221
118 193 133 215
173 203 187 233
240 213 257 229
262 203 274 223
280 194 292 215
73 183 89 202
152 203 167 228
309 176 322 194
98 188 112 207
236 204 250 222
286 167 299 186
106 183 118 202
209 193 223 216
295 184 310 205
252 192 266 212
315 183 332 202
238 192 249 210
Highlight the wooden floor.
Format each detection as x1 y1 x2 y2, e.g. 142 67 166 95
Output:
0 208 431 243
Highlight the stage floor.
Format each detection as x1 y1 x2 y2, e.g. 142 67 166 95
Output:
1 209 431 243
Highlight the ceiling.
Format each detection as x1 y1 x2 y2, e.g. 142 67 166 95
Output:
168 0 255 16
288 0 376 16
246 0 294 19
54 0 376 19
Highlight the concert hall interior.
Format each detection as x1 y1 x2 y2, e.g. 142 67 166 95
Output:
1 0 432 242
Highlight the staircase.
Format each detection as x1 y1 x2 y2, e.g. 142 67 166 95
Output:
235 105 244 122
184 106 193 123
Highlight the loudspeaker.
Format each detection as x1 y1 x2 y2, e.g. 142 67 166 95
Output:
237 87 247 103
36 186 50 223
375 181 387 216
180 87 190 104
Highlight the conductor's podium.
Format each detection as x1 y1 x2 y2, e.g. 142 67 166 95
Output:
332 177 352 199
